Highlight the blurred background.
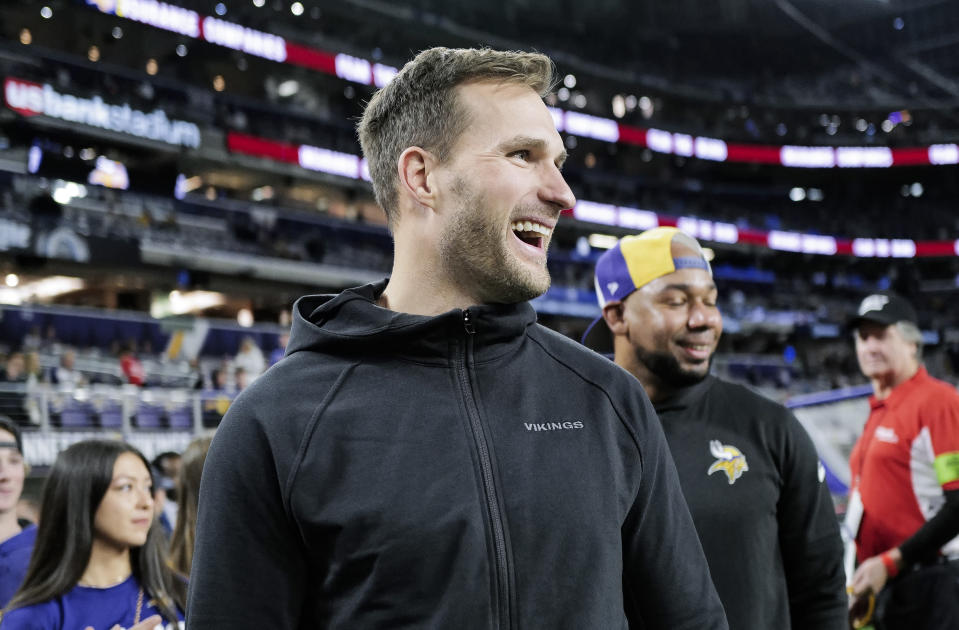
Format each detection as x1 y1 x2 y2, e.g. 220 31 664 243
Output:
2 0 959 506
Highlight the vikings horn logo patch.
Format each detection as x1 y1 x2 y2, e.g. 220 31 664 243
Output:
707 440 749 485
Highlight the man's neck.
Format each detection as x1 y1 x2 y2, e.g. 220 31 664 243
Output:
380 240 481 315
0 509 21 543
80 539 132 588
871 363 920 400
614 352 670 404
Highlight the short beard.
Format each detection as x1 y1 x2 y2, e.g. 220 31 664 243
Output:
633 344 711 389
438 176 551 304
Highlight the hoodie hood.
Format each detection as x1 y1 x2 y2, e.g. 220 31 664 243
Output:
287 280 538 363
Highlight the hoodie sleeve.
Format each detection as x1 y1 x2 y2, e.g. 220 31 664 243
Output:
187 393 307 629
622 395 729 630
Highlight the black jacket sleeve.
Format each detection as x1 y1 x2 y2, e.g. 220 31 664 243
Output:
899 489 959 565
622 395 728 630
777 412 847 630
186 393 308 629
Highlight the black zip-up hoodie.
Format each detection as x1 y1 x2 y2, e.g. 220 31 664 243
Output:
187 282 728 630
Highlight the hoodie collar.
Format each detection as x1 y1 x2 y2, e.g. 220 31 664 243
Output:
287 280 537 364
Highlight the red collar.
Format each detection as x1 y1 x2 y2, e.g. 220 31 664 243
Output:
868 365 927 410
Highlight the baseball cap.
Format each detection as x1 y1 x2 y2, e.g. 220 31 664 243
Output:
582 227 712 354
849 291 918 328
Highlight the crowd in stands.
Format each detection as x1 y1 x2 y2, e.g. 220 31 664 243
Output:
0 317 289 431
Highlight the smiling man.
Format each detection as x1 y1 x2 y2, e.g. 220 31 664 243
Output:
847 292 959 630
187 48 726 629
583 227 846 630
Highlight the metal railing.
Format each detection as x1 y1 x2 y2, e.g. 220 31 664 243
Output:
0 383 232 466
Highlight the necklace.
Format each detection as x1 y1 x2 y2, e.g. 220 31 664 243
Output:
134 587 144 624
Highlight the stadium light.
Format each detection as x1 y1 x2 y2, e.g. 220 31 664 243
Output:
40 6 52 19
277 80 299 97
291 2 305 16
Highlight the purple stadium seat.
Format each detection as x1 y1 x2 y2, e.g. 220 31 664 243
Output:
134 404 164 429
167 406 192 429
98 405 124 429
60 401 93 428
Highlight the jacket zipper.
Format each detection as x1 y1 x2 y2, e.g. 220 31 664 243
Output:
458 308 511 628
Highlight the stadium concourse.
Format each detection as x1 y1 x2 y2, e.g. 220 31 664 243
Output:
0 0 958 628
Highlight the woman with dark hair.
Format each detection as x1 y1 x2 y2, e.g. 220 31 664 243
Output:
0 416 34 608
168 434 213 579
0 439 186 629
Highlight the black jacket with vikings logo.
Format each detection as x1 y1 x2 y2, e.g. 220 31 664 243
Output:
187 281 727 630
654 376 846 630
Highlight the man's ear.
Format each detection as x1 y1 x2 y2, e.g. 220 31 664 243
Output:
397 146 438 211
602 301 627 335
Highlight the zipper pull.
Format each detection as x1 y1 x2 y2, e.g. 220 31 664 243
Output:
463 309 476 334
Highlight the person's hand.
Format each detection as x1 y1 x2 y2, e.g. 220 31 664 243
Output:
850 555 889 599
84 615 163 630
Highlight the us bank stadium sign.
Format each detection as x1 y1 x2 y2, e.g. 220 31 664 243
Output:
3 77 201 149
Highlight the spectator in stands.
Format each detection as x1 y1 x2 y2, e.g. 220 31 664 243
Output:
233 336 265 379
150 468 175 540
0 439 185 628
189 47 725 629
151 452 181 537
119 342 145 386
21 327 41 354
201 369 233 429
22 353 42 387
168 435 213 580
52 349 85 389
40 325 61 355
234 367 250 391
583 228 846 630
268 333 289 366
847 292 959 629
0 355 28 426
0 417 35 608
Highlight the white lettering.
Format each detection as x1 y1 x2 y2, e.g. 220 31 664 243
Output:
372 63 398 88
768 230 803 252
713 222 739 244
673 133 694 157
564 112 619 143
780 145 836 168
617 207 658 231
695 136 728 162
114 0 200 38
298 145 360 178
836 147 893 168
202 17 286 62
572 200 616 226
929 144 959 165
646 128 672 154
335 54 372 84
3 79 200 148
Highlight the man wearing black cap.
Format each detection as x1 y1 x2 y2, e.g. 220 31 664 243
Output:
846 292 959 629
584 227 846 630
